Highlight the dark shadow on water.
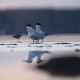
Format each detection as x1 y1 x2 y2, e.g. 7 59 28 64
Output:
75 49 80 52
37 56 80 77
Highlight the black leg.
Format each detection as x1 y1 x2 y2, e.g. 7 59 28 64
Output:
42 39 43 43
38 40 39 44
33 39 34 44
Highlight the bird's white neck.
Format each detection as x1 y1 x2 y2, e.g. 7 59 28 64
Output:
36 25 41 32
26 26 35 35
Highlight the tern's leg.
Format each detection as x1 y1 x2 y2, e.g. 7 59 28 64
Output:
33 39 34 44
42 39 43 43
37 40 39 44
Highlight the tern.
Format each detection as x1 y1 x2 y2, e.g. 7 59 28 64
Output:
36 23 46 43
26 24 46 43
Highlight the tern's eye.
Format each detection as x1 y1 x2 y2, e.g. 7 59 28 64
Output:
37 56 80 77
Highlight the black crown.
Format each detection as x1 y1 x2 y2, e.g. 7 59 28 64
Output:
36 23 41 25
26 24 31 26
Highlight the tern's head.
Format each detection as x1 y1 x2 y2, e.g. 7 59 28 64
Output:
26 24 32 31
26 24 35 34
36 23 44 28
36 23 42 27
36 23 42 30
36 23 41 25
26 24 32 30
26 24 31 28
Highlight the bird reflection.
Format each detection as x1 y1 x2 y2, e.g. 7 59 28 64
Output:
24 50 50 64
26 23 47 44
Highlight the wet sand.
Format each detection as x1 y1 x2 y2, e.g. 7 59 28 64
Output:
0 34 80 42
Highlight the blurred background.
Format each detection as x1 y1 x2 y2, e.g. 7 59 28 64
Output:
0 0 80 35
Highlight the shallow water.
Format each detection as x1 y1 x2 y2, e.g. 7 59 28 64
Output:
0 51 27 64
0 35 80 80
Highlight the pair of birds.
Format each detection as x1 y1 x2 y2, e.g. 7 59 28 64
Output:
13 23 47 43
26 23 47 44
